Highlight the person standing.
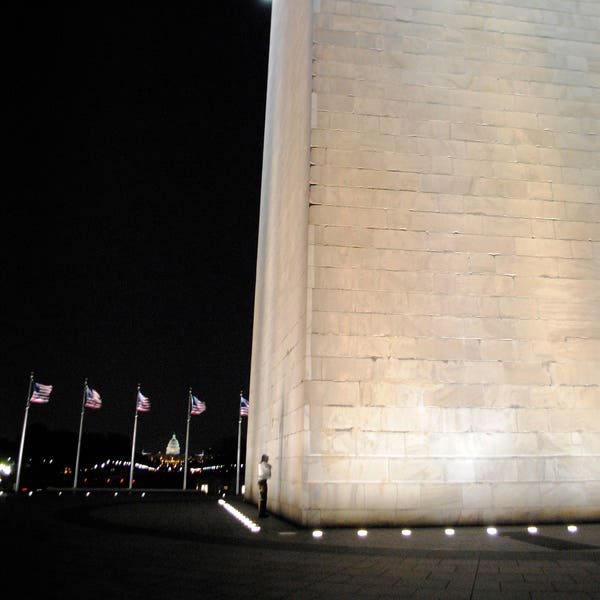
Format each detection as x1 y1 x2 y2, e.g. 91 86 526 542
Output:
257 454 271 518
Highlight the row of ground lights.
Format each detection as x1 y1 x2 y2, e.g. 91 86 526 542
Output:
319 524 579 538
218 498 261 532
214 500 581 538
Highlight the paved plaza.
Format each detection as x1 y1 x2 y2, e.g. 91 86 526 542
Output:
3 490 599 599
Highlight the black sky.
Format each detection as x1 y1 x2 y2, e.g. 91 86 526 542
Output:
3 3 272 454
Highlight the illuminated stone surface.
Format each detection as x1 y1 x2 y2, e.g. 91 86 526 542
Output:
246 0 600 527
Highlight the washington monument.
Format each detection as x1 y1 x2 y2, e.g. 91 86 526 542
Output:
244 0 600 527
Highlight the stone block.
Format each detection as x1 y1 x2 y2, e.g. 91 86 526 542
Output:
444 459 477 483
556 456 600 480
308 482 365 511
480 340 518 361
461 483 493 509
425 384 486 409
421 484 463 510
321 405 382 431
516 458 555 482
549 361 600 386
493 483 542 508
537 482 591 508
390 458 444 482
309 456 390 483
356 430 405 456
307 379 361 407
516 409 549 433
474 459 519 483
549 409 600 432
311 428 355 455
360 381 422 407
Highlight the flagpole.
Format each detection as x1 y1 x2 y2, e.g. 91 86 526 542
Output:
14 372 35 493
129 384 140 490
73 379 88 490
183 388 192 491
236 391 243 496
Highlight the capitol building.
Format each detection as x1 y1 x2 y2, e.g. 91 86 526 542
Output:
146 434 186 469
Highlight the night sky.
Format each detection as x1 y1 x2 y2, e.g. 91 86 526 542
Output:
3 3 272 454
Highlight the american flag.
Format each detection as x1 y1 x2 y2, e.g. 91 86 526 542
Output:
240 395 249 417
85 387 102 409
136 390 151 412
191 395 206 415
30 382 53 404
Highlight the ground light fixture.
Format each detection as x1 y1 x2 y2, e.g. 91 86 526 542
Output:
312 530 323 539
357 529 368 537
401 529 412 537
445 528 455 536
218 498 261 533
527 526 538 534
567 525 578 533
486 527 498 536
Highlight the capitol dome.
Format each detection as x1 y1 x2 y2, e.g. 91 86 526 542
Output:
166 434 180 456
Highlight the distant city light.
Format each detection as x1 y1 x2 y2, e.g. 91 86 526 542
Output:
357 529 368 537
487 527 498 536
445 528 455 536
401 529 412 537
567 525 578 533
312 530 323 539
527 526 538 534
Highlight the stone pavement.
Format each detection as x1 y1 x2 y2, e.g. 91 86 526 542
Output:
3 490 599 599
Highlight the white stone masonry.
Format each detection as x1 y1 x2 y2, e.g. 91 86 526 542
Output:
246 0 600 526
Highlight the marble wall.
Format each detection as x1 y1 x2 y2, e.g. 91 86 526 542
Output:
246 0 600 526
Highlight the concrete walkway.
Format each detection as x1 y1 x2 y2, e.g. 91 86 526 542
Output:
3 490 599 599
